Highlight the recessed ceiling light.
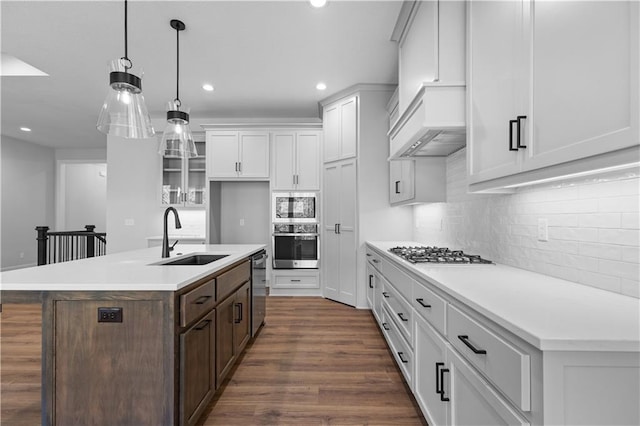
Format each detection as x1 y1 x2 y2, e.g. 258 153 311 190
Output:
316 82 327 91
202 83 214 92
310 0 327 8
20 127 32 132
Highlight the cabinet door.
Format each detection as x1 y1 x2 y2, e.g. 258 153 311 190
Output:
415 314 449 426
272 132 296 190
181 310 215 426
340 96 358 159
525 1 639 171
324 104 340 163
366 263 375 309
337 160 357 307
233 281 251 356
467 0 527 184
322 162 341 301
185 139 206 206
447 347 529 426
215 295 236 387
207 131 239 178
295 132 321 190
239 132 270 178
390 160 415 204
161 153 185 205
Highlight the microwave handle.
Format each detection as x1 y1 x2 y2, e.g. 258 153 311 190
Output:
272 233 319 237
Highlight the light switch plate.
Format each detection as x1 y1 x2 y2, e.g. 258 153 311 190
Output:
124 218 135 226
537 218 548 241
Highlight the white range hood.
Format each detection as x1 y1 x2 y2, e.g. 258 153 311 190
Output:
388 82 466 159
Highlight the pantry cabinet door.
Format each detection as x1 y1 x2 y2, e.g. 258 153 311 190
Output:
467 0 527 184
525 1 639 171
323 163 341 301
324 104 340 163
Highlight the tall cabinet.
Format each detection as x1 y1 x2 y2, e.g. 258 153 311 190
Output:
321 85 413 308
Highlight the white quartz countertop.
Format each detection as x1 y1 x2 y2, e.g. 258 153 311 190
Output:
0 244 265 292
367 241 640 352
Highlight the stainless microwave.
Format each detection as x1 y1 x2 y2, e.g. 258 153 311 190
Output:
272 192 318 223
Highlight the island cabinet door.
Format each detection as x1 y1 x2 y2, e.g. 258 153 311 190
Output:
180 310 215 426
233 281 251 355
216 295 236 387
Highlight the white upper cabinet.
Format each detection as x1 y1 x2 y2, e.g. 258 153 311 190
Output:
272 131 321 191
323 96 358 163
206 131 270 180
468 0 639 191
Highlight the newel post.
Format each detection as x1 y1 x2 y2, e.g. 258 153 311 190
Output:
85 225 96 258
36 226 49 266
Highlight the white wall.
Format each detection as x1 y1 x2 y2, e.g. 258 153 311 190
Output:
0 136 55 269
106 135 163 253
413 148 640 298
220 181 270 246
63 163 107 231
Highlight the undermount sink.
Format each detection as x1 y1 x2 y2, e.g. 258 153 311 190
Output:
160 254 229 266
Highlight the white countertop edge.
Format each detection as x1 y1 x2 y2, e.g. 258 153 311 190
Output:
0 244 266 292
366 241 640 353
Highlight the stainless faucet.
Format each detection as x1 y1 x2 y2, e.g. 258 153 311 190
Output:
162 207 182 258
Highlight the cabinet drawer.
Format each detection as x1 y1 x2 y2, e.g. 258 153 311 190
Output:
365 247 382 269
180 279 216 327
448 304 531 411
216 260 251 301
412 281 447 336
379 257 412 302
383 304 414 388
273 274 319 289
383 281 413 346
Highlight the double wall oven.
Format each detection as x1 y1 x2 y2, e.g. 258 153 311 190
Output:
272 192 319 269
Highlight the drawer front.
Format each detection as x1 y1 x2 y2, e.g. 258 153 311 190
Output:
217 260 251 301
365 247 382 270
379 257 412 302
383 304 414 388
273 274 319 289
181 279 216 327
448 304 531 411
383 281 413 346
412 281 447 336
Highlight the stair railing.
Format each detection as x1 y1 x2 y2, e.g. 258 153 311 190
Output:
36 225 107 266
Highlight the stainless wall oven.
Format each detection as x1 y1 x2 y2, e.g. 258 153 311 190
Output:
272 224 319 269
272 192 318 223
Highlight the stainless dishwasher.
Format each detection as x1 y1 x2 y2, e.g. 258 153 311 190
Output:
251 250 267 337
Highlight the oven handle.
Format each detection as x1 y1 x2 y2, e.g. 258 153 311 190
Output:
272 233 319 237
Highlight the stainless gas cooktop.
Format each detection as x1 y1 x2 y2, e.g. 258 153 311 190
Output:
388 246 493 265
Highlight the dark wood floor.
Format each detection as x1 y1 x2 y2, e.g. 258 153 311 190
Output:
1 297 425 425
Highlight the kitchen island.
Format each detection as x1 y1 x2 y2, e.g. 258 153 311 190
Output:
1 244 265 426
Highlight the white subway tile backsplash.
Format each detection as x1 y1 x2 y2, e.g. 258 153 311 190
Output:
621 213 640 229
578 213 621 229
413 148 640 299
598 259 640 281
598 229 640 246
621 279 640 298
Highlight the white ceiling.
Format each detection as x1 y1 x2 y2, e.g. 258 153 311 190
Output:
1 0 401 149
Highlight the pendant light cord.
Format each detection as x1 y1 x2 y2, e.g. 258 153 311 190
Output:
122 0 131 70
175 26 181 108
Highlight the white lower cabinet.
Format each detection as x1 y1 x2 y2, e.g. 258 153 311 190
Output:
447 346 530 426
367 243 640 425
414 314 449 426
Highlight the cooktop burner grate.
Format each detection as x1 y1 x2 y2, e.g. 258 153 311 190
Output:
388 246 493 265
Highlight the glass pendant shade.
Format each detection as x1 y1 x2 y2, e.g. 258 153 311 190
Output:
159 101 197 158
97 59 155 139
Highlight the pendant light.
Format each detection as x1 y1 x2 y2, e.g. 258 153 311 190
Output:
97 0 154 139
158 19 197 158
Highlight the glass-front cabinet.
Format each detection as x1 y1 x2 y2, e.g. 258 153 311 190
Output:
161 133 206 206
